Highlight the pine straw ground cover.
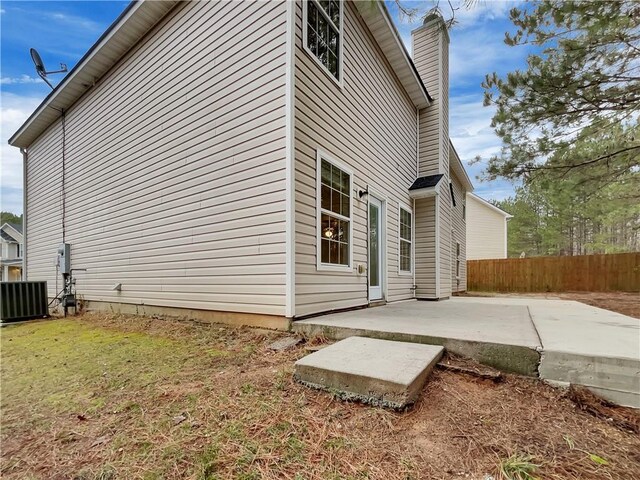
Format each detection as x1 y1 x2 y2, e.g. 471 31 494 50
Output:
1 314 639 480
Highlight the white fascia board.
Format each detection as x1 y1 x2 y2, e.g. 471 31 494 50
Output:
409 187 439 200
467 192 513 218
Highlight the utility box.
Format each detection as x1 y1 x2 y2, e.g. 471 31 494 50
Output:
57 243 71 274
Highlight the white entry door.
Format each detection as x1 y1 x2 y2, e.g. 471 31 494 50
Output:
368 195 384 300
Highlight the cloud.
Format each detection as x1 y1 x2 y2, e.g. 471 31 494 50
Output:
1 75 45 85
449 27 528 84
449 1 512 29
47 11 101 32
1 92 42 214
449 93 520 198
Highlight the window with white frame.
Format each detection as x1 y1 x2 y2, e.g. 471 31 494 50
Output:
399 207 412 273
318 155 351 266
305 0 342 80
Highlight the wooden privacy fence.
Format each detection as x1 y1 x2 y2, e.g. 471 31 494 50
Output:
467 252 640 293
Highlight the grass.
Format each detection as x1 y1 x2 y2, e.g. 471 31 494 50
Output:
499 454 540 480
2 313 639 479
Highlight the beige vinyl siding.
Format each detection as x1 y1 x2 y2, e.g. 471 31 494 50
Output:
414 197 436 298
413 24 448 177
25 0 289 315
450 171 467 292
25 122 63 289
438 180 452 296
466 194 508 260
441 35 449 175
417 107 439 175
294 0 418 317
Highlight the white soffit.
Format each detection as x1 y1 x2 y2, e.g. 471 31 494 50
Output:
354 1 431 109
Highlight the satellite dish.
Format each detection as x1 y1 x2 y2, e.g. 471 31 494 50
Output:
29 48 68 89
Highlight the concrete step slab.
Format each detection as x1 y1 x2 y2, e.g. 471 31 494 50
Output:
539 351 640 408
294 337 444 409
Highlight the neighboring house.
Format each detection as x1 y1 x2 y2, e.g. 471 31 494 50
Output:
9 1 473 328
1 223 23 282
466 193 513 260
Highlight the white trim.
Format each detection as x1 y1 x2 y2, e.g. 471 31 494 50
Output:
367 193 385 300
416 109 420 178
284 0 296 318
9 1 179 148
435 193 441 298
1 223 23 242
398 201 413 276
316 149 354 273
302 0 344 89
409 186 439 199
356 2 430 108
367 187 388 301
504 217 509 258
467 192 513 218
21 148 27 280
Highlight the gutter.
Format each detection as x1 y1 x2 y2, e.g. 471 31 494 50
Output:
378 2 433 103
20 147 27 280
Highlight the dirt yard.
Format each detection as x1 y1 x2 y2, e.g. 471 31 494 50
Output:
460 291 640 319
2 313 639 480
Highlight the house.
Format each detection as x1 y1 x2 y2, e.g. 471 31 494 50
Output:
1 223 23 282
466 193 512 260
9 0 473 329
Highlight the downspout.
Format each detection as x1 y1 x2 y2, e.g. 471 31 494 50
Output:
414 108 419 297
435 191 440 298
20 147 28 280
412 198 416 297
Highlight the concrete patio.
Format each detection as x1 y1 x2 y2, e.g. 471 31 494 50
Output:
293 297 640 408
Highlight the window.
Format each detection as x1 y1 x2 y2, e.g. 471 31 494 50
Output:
318 153 351 268
462 203 466 221
455 242 461 278
304 0 342 81
449 182 456 207
399 206 412 273
16 244 21 258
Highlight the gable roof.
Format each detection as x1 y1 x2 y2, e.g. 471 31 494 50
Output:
354 1 431 108
0 230 17 243
1 223 23 242
467 193 513 218
449 141 474 192
9 0 179 149
10 0 431 149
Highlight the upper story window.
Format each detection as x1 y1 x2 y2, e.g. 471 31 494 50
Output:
317 152 352 269
304 0 342 82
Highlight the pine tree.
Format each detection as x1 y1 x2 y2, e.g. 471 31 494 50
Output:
482 0 640 182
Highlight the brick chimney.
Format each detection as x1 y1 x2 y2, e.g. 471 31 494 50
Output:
412 12 449 176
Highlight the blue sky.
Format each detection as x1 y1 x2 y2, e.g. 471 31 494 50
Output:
1 0 531 214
